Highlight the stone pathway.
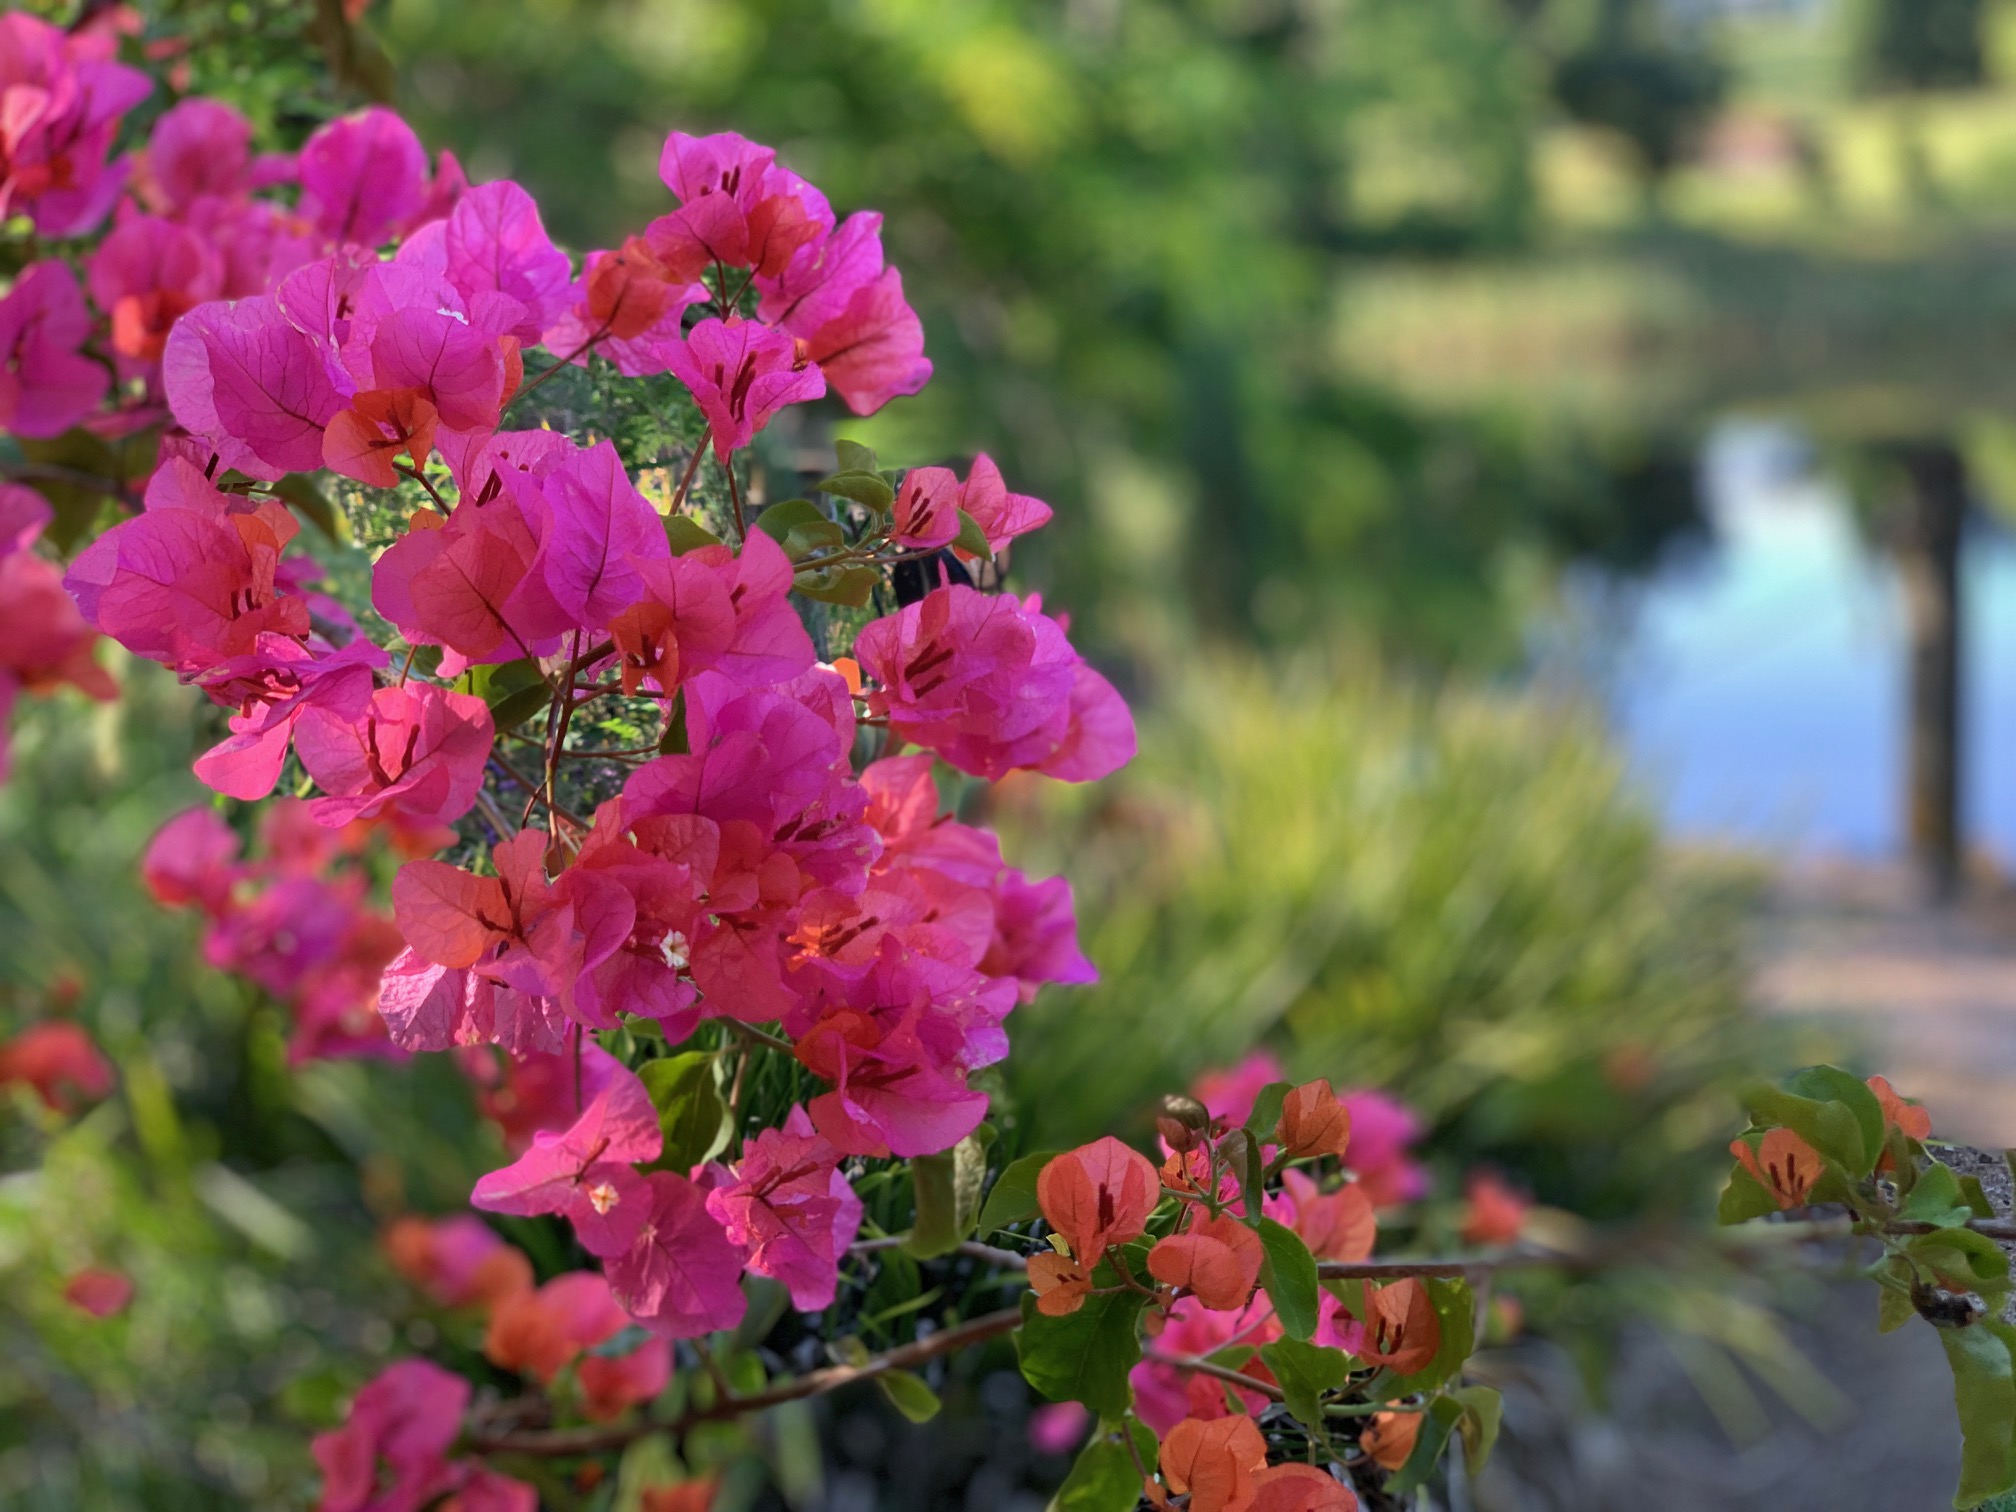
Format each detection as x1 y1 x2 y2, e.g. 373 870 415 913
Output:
1752 857 2016 1147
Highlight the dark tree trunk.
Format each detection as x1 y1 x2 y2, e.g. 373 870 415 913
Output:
1890 442 1967 902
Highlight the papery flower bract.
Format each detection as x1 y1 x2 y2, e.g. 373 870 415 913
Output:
703 1104 862 1309
1131 1293 1279 1435
1147 1214 1264 1312
297 107 429 248
164 295 344 478
890 466 960 552
854 586 1133 783
1352 1277 1440 1375
1731 1126 1822 1210
1275 1080 1350 1160
525 438 669 631
1360 1410 1422 1472
1252 1465 1358 1512
1028 1401 1091 1455
1459 1169 1529 1247
1266 1169 1375 1263
0 14 150 237
0 261 108 436
664 317 825 461
756 211 930 415
1158 1415 1268 1512
310 1358 466 1512
0 486 114 780
1870 1073 1932 1173
470 1055 662 1256
383 1213 531 1310
954 453 1051 557
63 1267 134 1318
190 636 387 802
136 97 273 216
1338 1088 1427 1208
1194 1051 1284 1129
0 1021 114 1111
141 806 243 915
484 1270 669 1415
87 212 222 367
1037 1136 1160 1263
438 180 572 344
605 1170 749 1339
1027 1251 1093 1317
294 683 494 827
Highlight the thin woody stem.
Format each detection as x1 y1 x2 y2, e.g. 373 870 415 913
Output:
1143 1349 1285 1403
505 327 609 415
670 436 710 515
848 1237 1030 1271
395 460 449 513
469 1306 1024 1456
723 1020 794 1056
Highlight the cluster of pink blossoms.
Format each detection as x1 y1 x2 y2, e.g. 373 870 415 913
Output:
2 30 1135 1494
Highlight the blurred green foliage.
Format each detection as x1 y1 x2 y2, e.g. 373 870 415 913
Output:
374 0 1704 661
997 651 1813 1224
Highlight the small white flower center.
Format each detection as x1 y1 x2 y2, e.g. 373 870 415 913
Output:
587 1181 621 1215
658 930 690 971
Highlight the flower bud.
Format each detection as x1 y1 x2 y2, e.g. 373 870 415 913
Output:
1159 1094 1210 1133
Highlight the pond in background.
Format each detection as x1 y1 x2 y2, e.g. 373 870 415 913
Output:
1579 419 2016 865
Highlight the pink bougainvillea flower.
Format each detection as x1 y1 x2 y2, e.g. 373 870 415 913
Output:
1130 1292 1280 1434
135 97 278 216
163 295 344 478
888 465 960 552
649 130 832 283
190 636 387 802
368 501 567 667
1338 1088 1427 1208
467 1039 627 1154
756 211 931 416
65 463 309 678
1028 1402 1091 1456
296 106 429 248
63 1267 134 1319
141 806 243 916
0 261 108 436
605 1171 749 1339
1038 1136 1161 1264
310 1359 470 1512
979 868 1096 1000
953 453 1051 557
664 317 825 461
294 683 495 828
0 14 150 237
0 488 115 781
382 1213 531 1311
470 1056 662 1256
854 585 1134 783
1869 1073 1932 1173
611 529 814 697
485 1269 671 1420
87 211 222 367
1267 1168 1376 1264
0 1021 114 1111
1275 1079 1351 1160
322 388 440 487
1159 1414 1270 1512
520 438 669 631
1192 1051 1284 1128
436 180 572 345
1252 1464 1359 1512
703 1105 863 1309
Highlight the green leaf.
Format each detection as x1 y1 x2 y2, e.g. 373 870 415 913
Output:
978 1150 1058 1235
18 425 158 551
1874 1256 1917 1334
755 498 831 542
638 1052 731 1173
1254 1218 1319 1342
793 561 881 606
468 657 552 731
1049 1418 1156 1511
1452 1385 1503 1475
815 470 895 511
1940 1321 2016 1508
1906 1164 1978 1228
1258 1338 1349 1426
665 514 720 554
658 689 689 754
1716 1151 1781 1225
1911 1229 2014 1305
1016 1286 1147 1420
1243 1081 1293 1141
906 1135 986 1259
877 1369 942 1423
1388 1396 1466 1496
835 439 878 475
1962 1175 1997 1220
1744 1066 1886 1177
952 508 992 558
1386 1278 1478 1398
